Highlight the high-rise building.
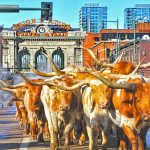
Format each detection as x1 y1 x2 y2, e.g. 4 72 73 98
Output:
124 4 150 29
79 3 107 33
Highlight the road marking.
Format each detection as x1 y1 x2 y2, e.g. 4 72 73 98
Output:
19 136 30 150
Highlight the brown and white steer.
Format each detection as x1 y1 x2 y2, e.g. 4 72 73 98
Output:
87 73 150 150
40 76 83 150
81 79 112 150
0 85 29 136
0 79 49 142
17 74 83 150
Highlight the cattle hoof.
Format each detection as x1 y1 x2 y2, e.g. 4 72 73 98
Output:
101 144 107 150
37 134 44 143
91 124 97 129
79 139 85 145
46 135 50 138
23 130 27 136
32 135 37 140
69 139 73 144
26 124 30 134
73 138 78 144
64 145 70 150
93 146 99 150
89 146 98 150
70 137 77 144
19 120 23 127
58 131 63 139
45 133 50 138
50 144 59 150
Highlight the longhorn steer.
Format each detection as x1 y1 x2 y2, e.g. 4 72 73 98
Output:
20 54 148 149
22 79 49 141
87 73 150 150
20 74 114 150
81 79 113 150
0 79 49 142
17 74 83 150
13 88 29 135
40 76 83 150
0 86 30 136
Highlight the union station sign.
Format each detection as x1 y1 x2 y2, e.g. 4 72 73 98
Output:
1 19 85 73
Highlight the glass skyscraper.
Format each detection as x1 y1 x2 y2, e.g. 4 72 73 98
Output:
79 3 107 33
124 4 150 29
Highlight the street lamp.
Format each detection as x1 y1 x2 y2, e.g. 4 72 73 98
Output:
133 20 138 64
116 18 119 57
102 19 119 57
14 37 25 70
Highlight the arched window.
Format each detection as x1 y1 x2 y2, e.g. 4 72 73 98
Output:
35 49 49 71
52 47 64 69
19 50 30 70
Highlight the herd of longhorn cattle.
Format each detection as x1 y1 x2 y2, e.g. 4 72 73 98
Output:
0 47 150 150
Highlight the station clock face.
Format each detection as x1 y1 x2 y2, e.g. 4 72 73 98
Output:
38 26 46 33
36 25 48 34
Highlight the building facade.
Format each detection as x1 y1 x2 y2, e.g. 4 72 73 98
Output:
1 19 85 74
124 4 150 29
119 40 150 77
83 22 150 70
79 3 107 33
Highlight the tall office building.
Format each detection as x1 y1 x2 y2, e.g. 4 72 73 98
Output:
124 4 150 29
79 3 107 33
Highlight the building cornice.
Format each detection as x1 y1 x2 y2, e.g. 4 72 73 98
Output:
2 36 85 41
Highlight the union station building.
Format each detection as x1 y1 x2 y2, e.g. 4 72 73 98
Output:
0 19 85 73
0 19 150 77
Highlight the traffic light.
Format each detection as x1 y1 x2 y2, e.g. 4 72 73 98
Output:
41 2 53 21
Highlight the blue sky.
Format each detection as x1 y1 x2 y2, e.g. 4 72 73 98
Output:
0 0 150 28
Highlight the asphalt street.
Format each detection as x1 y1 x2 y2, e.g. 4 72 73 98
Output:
0 105 149 150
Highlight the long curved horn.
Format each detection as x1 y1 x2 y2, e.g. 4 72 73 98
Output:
42 52 65 75
105 57 145 79
86 63 95 71
81 46 114 67
114 51 124 63
87 71 135 91
42 52 77 77
138 62 150 69
50 80 89 91
130 57 145 75
98 52 124 73
0 86 15 93
18 71 89 91
0 80 12 88
29 64 57 77
0 79 25 89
